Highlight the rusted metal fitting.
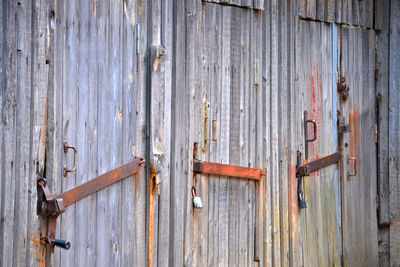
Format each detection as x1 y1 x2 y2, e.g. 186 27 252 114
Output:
337 76 350 101
63 141 77 177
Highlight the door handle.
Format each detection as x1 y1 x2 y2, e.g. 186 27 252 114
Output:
63 141 77 177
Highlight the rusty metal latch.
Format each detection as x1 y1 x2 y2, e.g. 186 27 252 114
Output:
296 152 342 177
37 157 145 252
193 159 265 180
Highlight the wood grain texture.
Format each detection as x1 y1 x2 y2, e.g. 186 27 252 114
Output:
389 0 400 265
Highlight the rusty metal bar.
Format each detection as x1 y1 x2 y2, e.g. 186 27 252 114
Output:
296 152 341 177
193 159 265 180
57 157 145 207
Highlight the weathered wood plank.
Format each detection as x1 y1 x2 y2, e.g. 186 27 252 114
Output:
0 2 18 267
206 4 222 267
270 0 281 265
27 0 50 266
228 6 241 267
95 0 111 265
279 1 290 265
238 7 250 266
217 6 232 267
262 1 273 265
169 0 187 265
120 0 137 265
389 0 400 265
13 2 33 266
376 1 390 265
60 0 78 265
74 1 90 266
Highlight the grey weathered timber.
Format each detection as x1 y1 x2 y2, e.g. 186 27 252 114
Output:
389 0 400 266
1 0 396 266
297 0 374 28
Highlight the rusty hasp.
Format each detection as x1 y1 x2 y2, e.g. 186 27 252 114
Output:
296 152 341 177
193 159 265 180
37 157 145 252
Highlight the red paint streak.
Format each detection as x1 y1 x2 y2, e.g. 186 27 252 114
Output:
308 63 323 171
349 106 360 176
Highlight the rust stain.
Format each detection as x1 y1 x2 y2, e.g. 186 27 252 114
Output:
349 106 359 177
30 232 46 266
131 0 135 24
94 0 97 17
138 0 147 16
149 163 158 267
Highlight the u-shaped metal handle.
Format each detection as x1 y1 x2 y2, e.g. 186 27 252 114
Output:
305 120 317 142
347 156 357 178
304 111 318 159
63 141 77 177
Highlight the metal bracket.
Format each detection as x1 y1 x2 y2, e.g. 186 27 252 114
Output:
347 156 357 178
63 141 77 177
304 111 317 159
38 158 145 252
296 152 341 177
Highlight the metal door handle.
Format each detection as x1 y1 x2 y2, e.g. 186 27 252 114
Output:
305 119 317 142
63 141 77 177
347 157 357 178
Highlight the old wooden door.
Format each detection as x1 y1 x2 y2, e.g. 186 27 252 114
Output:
192 2 264 266
338 27 379 267
44 1 147 266
295 21 341 266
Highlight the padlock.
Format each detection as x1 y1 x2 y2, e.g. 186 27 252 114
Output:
191 186 203 209
298 191 307 209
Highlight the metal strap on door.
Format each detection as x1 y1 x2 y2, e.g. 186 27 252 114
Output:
296 110 356 209
37 157 145 252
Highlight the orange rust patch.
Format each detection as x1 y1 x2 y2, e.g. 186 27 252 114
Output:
149 163 158 267
349 106 359 176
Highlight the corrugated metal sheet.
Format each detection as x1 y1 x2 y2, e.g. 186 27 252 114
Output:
0 0 398 266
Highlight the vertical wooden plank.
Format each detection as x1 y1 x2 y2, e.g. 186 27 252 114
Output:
389 0 400 265
376 0 390 265
206 4 222 267
262 1 273 265
13 1 33 266
270 0 281 265
0 2 18 267
60 0 78 265
95 0 111 265
239 6 250 267
306 0 317 19
316 0 326 21
84 1 98 265
121 0 138 265
326 0 335 22
228 6 241 267
154 0 173 266
28 0 50 265
52 0 66 264
75 1 90 265
247 10 256 267
290 0 303 266
108 1 123 265
169 0 187 265
135 0 148 265
217 6 231 267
